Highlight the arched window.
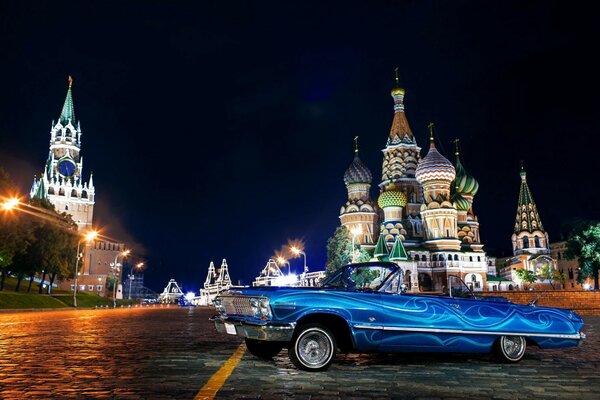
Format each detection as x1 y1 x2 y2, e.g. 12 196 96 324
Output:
522 236 529 248
477 256 481 262
421 255 427 262
471 274 477 282
71 189 77 197
534 237 541 248
454 254 459 261
82 190 87 198
432 254 438 261
469 256 473 262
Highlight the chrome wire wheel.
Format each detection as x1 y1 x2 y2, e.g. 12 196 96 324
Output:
497 335 526 362
289 324 336 371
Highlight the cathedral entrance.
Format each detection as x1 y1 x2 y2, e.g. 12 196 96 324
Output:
418 273 432 292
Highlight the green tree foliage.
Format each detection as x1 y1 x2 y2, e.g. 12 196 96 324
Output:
11 198 78 293
514 269 537 289
566 222 600 290
326 226 353 275
0 168 32 290
537 264 565 290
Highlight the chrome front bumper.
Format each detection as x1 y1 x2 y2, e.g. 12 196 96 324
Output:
212 316 296 342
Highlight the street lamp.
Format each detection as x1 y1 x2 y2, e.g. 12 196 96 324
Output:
73 230 98 307
128 262 144 300
1 197 19 211
350 225 363 263
290 246 308 274
276 257 291 275
111 249 130 307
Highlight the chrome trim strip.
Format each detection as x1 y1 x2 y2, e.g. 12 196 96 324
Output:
353 324 584 340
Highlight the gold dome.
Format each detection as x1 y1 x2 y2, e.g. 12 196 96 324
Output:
391 87 405 96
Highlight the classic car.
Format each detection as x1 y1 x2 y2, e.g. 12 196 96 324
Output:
212 262 586 371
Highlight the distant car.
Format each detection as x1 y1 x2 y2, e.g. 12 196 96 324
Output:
212 262 586 371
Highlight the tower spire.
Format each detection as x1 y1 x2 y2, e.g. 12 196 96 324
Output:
514 161 544 235
59 75 76 125
387 68 414 144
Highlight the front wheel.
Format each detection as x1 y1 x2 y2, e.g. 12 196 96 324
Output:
245 338 283 359
495 335 526 362
289 323 337 371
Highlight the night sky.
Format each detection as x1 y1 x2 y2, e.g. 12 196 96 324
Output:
1 1 598 292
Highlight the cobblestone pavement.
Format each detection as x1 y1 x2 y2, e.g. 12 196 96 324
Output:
0 306 598 399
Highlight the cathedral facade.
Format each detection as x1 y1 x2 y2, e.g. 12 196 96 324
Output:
339 75 488 292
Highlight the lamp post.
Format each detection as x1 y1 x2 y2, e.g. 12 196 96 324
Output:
128 262 143 300
73 230 98 307
350 225 363 263
290 246 308 276
111 249 130 307
276 257 291 275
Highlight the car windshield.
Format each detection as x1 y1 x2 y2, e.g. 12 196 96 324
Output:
321 264 399 292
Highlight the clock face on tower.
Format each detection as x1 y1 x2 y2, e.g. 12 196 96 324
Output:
57 158 77 178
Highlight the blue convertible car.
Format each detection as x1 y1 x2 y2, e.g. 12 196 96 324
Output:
213 262 586 371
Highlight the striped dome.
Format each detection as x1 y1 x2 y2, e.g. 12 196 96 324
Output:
344 153 372 185
378 188 407 208
454 157 479 196
452 192 472 211
415 143 456 184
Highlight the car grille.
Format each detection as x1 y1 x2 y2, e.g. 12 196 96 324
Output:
222 296 254 316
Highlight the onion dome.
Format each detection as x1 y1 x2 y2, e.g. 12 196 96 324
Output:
378 185 407 208
344 145 372 186
452 192 472 211
453 140 479 196
415 124 455 184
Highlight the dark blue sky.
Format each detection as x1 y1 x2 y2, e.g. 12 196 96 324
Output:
1 1 598 292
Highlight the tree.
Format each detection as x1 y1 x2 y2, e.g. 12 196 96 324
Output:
566 222 600 290
326 226 353 276
537 264 565 290
0 167 32 290
11 198 78 293
514 269 537 290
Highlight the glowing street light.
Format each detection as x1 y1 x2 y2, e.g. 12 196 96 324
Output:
350 225 363 263
111 249 131 308
128 262 144 300
290 246 308 274
276 257 291 275
73 230 98 307
1 197 19 211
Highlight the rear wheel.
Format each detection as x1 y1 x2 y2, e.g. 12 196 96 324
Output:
289 323 336 371
245 338 283 359
495 335 526 362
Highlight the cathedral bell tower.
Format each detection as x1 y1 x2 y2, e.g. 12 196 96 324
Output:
379 69 423 241
30 76 95 230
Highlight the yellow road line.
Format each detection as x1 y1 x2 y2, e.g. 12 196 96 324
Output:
194 343 246 400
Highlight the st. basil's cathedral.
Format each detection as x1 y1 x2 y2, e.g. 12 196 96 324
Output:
340 73 500 293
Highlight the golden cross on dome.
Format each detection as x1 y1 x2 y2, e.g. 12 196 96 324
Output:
354 136 359 153
428 122 435 143
454 138 460 156
395 67 400 86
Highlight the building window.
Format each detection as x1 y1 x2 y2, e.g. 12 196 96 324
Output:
534 237 541 248
522 236 529 248
432 254 438 261
421 255 427 262
454 254 459 261
87 285 94 291
97 285 103 292
70 284 75 291
469 256 473 262
477 256 481 262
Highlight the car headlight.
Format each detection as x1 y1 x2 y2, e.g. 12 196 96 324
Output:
249 297 272 320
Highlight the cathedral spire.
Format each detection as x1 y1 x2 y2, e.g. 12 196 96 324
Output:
387 68 414 145
514 161 544 235
59 75 76 125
